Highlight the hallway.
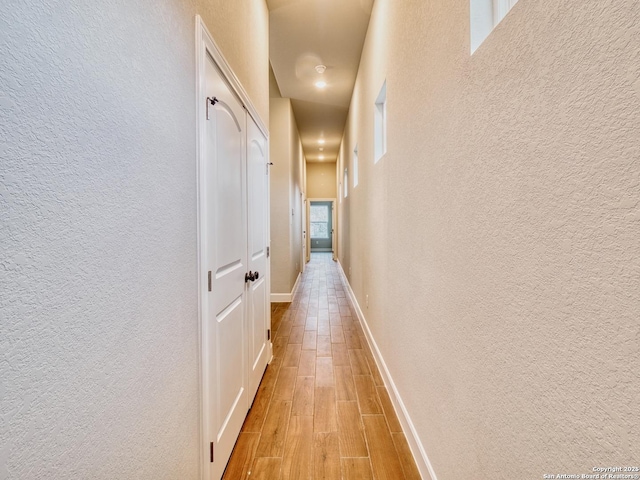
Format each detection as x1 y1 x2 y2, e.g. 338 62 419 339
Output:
3 1 639 478
222 254 420 479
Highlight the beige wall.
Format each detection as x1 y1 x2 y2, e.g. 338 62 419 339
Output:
270 97 293 294
270 70 305 295
306 162 337 198
197 0 269 121
1 1 269 478
290 140 304 286
338 0 640 478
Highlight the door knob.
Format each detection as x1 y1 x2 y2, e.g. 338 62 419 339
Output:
245 271 259 282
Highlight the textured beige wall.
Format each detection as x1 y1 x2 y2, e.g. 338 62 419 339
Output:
269 86 305 295
1 0 268 477
197 0 269 122
269 97 293 293
307 162 337 198
338 0 640 478
290 139 304 286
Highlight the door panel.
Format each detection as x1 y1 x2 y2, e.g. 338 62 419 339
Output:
249 277 267 371
216 296 244 437
205 54 248 480
213 103 246 312
246 117 270 401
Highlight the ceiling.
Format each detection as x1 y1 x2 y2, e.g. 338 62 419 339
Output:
268 0 374 163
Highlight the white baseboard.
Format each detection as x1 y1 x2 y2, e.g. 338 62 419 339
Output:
270 272 301 303
337 260 438 480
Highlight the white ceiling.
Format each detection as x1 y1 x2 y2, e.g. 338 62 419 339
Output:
268 0 374 163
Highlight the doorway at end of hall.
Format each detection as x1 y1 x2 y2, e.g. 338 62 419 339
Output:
309 201 333 253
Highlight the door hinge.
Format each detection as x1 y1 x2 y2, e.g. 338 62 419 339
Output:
266 162 273 175
266 246 270 258
206 96 219 120
267 329 271 341
210 442 214 463
208 271 212 292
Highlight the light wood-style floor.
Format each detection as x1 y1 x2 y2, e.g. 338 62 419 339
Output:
222 253 421 479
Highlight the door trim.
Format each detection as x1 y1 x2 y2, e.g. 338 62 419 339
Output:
301 194 307 270
307 198 337 260
195 15 269 480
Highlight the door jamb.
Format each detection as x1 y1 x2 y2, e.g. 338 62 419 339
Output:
196 15 269 480
301 194 307 271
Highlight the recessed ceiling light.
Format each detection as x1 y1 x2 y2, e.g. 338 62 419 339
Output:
319 155 325 160
318 139 325 144
315 81 327 89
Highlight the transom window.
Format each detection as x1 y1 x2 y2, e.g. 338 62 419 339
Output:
374 82 387 163
470 0 519 53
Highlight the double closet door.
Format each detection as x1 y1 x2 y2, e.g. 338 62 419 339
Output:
203 54 270 480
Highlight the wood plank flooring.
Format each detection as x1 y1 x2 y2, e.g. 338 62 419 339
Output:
222 253 421 480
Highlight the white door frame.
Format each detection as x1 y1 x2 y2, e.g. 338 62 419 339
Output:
196 15 269 480
307 198 337 260
301 194 307 271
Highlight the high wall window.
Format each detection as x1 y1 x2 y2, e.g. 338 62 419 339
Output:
353 145 359 187
470 0 519 53
343 168 348 198
374 81 387 163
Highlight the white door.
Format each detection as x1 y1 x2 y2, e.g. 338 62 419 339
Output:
204 55 248 480
246 116 270 402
